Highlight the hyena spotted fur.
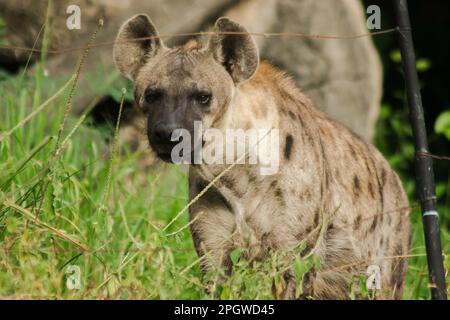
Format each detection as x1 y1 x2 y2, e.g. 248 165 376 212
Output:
113 14 411 299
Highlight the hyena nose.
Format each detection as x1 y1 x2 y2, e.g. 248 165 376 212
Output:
154 123 179 144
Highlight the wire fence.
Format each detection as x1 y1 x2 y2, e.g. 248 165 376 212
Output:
0 20 448 293
0 27 399 55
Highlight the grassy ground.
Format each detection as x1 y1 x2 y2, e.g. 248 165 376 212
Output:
0 42 448 300
0 60 305 299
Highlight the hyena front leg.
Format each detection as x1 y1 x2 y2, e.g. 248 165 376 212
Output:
189 204 236 293
280 269 297 299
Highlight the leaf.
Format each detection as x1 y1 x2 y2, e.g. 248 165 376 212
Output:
273 273 284 299
434 110 450 140
359 275 368 297
379 104 391 119
444 253 449 272
416 58 431 72
390 50 402 63
293 257 309 280
312 254 322 272
220 285 231 300
229 248 241 265
435 183 446 199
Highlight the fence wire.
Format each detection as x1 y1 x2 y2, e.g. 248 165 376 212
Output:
0 26 399 55
0 21 448 291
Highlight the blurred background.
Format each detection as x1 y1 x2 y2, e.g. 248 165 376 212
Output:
364 0 450 231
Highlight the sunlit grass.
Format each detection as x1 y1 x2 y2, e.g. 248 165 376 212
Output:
0 11 447 299
0 63 298 299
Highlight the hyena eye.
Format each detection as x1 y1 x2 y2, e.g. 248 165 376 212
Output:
144 88 163 104
193 92 212 106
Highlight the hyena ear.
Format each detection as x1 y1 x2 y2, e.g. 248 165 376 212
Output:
113 14 165 81
207 17 259 84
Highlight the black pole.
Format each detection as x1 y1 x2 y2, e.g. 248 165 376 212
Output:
393 0 447 300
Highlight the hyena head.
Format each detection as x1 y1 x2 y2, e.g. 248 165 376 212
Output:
113 14 259 162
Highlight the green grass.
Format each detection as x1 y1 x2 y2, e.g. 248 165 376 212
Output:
0 45 448 300
0 63 310 299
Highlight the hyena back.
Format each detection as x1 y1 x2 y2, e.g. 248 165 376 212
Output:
113 14 410 299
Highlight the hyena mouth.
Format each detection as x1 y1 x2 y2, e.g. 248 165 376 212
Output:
157 153 173 163
156 138 205 164
156 146 188 163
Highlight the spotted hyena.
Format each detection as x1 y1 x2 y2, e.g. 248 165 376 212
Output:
113 14 410 299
